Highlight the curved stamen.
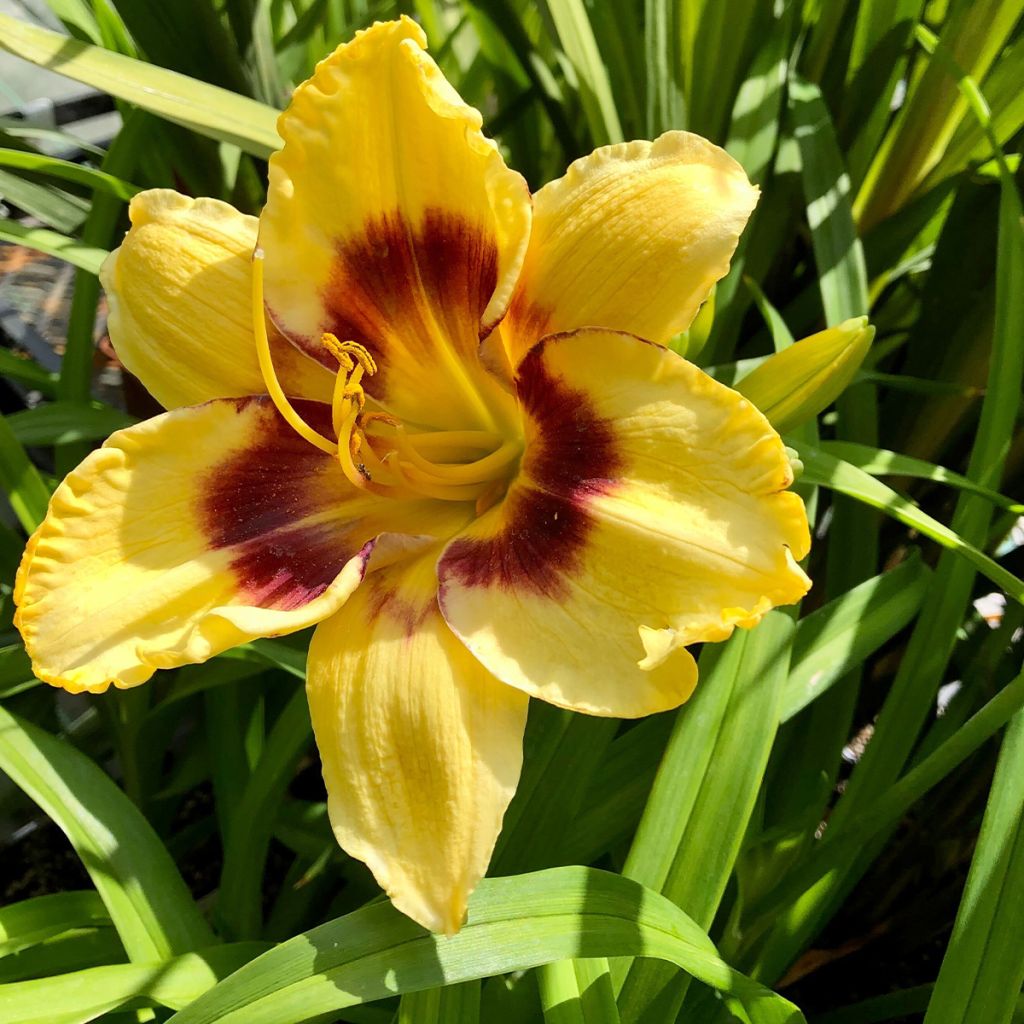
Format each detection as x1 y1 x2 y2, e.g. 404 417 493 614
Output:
385 427 521 485
384 454 493 503
252 250 338 456
334 403 405 496
405 430 506 452
256 312 519 505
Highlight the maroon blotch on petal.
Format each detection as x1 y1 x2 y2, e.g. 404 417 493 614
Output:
200 398 361 610
440 336 622 596
304 207 498 401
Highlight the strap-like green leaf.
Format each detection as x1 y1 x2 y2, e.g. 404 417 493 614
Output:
0 218 106 275
783 555 932 722
167 867 802 1024
0 893 110 958
798 443 1024 606
0 706 216 962
0 943 267 1024
0 13 279 157
6 403 137 446
0 415 51 532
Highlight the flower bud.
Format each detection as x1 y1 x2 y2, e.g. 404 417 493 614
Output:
736 316 874 432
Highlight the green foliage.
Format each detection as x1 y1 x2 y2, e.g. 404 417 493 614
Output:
0 1 1022 1021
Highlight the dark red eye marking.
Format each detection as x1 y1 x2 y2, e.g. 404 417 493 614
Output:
504 293 555 354
439 335 621 597
200 398 366 611
274 208 499 403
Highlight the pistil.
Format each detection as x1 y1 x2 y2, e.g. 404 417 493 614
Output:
252 249 520 505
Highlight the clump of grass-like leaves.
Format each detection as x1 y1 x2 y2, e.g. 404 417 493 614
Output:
0 2 1023 1022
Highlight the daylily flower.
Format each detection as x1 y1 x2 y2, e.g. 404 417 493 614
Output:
14 18 810 933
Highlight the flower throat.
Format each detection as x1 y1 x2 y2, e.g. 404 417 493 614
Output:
252 250 518 511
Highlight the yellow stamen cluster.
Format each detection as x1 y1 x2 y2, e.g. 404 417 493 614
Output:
252 250 519 506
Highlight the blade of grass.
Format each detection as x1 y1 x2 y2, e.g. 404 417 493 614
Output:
789 74 869 324
465 0 579 159
539 0 623 146
0 147 139 200
398 981 481 1024
0 350 58 397
106 0 252 95
562 715 675 866
782 554 932 722
55 107 151 476
920 34 1024 193
215 685 313 940
855 0 1023 229
0 218 106 274
769 69 878 941
0 927 125 985
689 0 771 143
725 1 795 186
821 440 1024 513
643 0 684 136
0 943 268 1023
0 705 216 961
566 555 929 869
493 702 618 875
166 867 804 1024
841 0 925 188
0 116 105 158
0 414 51 531
615 612 796 1023
0 168 88 233
229 636 308 679
0 13 280 157
753 57 1024 979
6 402 136 445
798 444 1024 605
0 893 109 957
748 666 1024 928
923 708 1024 1023
539 958 621 1024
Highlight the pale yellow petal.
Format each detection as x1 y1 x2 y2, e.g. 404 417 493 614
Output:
502 132 758 364
102 189 334 409
308 553 528 934
15 397 467 694
439 329 810 717
259 17 530 431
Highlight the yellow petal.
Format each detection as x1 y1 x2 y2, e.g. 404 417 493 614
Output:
307 552 528 934
438 329 810 718
15 397 466 694
735 317 875 432
101 189 334 409
260 17 531 431
501 132 758 366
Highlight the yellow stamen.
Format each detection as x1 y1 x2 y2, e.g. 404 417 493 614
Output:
253 275 519 504
323 333 377 439
252 251 337 456
386 427 520 485
384 455 493 503
404 429 507 452
334 404 402 496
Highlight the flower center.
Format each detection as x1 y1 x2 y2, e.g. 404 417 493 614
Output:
253 250 519 511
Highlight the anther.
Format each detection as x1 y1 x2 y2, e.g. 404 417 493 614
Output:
322 333 377 376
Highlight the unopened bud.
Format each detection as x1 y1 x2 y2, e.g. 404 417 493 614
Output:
736 317 874 432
